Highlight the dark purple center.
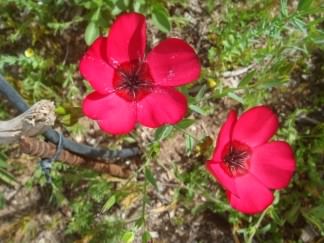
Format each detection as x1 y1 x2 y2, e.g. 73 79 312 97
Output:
113 60 154 101
221 141 251 177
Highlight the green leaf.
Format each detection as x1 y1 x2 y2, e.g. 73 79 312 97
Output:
0 155 7 168
0 193 5 209
195 85 208 101
0 168 16 186
142 231 151 243
302 205 324 232
135 216 145 227
144 167 157 188
85 22 99 46
175 119 195 129
292 17 307 34
189 104 207 115
298 0 313 11
122 231 135 243
134 0 146 12
280 0 288 17
285 202 301 224
55 106 66 115
152 5 171 33
102 194 116 213
154 125 173 141
227 92 244 104
91 8 101 22
185 134 195 153
238 70 255 88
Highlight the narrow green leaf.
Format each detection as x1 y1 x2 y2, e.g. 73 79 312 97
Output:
195 85 208 101
0 159 7 168
154 125 173 141
292 17 307 34
280 0 288 17
91 8 101 22
259 79 285 89
142 231 151 243
228 92 244 104
302 205 324 232
122 231 135 243
238 70 255 88
298 0 313 11
102 194 116 213
189 104 207 115
135 217 145 227
0 168 16 186
84 22 99 46
175 119 195 129
152 5 171 33
285 202 301 224
185 134 195 153
134 0 146 12
0 193 5 209
144 167 157 188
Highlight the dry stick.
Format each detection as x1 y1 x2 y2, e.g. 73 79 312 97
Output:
20 137 131 178
0 100 55 144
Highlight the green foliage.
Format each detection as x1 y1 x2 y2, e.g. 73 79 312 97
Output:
207 1 323 107
151 4 171 33
0 0 323 242
0 150 16 186
84 21 100 45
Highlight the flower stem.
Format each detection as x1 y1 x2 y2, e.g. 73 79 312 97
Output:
247 206 270 243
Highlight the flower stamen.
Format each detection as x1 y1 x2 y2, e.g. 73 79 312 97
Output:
113 61 154 101
221 141 251 177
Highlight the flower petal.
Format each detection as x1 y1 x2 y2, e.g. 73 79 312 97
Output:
83 92 136 134
226 173 274 214
212 111 237 161
85 36 108 60
250 141 296 189
107 13 146 65
80 37 115 94
232 106 279 147
206 160 238 196
147 38 201 86
137 87 187 128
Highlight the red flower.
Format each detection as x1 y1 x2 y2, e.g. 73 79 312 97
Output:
206 106 296 214
80 13 201 134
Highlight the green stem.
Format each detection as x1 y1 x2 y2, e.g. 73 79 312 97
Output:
141 176 147 228
247 206 270 243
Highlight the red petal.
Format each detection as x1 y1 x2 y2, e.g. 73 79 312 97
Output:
85 36 108 61
137 87 187 128
232 106 279 147
206 160 238 196
250 141 296 189
226 173 274 214
106 13 146 66
147 38 201 86
79 37 115 94
83 92 136 134
212 111 237 161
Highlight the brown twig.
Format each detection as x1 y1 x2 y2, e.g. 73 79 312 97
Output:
20 137 131 178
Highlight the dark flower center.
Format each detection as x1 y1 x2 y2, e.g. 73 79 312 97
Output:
221 141 251 177
113 60 154 101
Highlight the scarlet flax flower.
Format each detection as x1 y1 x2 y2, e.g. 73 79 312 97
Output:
206 106 296 214
80 13 200 134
